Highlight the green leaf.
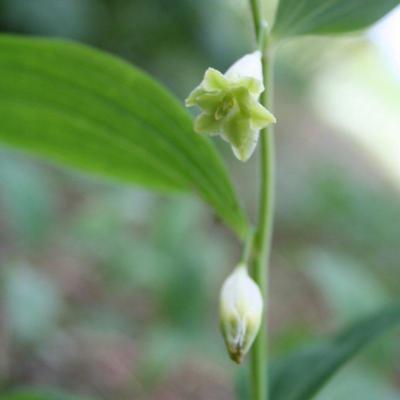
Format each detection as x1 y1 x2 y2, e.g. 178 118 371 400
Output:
0 389 92 400
270 303 400 400
272 0 399 39
0 35 248 238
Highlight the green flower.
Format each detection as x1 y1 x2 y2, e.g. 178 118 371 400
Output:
185 51 276 162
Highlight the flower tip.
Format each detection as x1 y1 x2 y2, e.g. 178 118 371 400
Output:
229 349 245 364
232 146 253 162
231 133 258 162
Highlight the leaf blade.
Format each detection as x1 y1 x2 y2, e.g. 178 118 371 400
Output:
0 35 248 237
272 0 399 38
270 303 400 400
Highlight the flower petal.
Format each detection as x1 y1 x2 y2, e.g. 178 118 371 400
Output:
234 90 276 128
225 51 263 82
195 91 225 112
239 76 264 98
185 85 206 107
203 68 229 91
222 112 250 147
194 113 221 135
222 113 259 161
249 102 276 129
231 130 259 162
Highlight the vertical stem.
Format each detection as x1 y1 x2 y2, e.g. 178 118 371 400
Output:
252 51 275 400
248 1 275 400
249 0 263 42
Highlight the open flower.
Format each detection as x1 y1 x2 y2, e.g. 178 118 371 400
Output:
220 264 263 363
185 51 276 161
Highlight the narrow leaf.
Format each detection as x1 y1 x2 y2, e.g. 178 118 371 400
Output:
272 0 399 38
270 303 400 400
0 35 248 237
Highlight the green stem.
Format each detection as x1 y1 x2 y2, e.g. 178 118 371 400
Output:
248 2 276 400
240 227 255 265
249 0 263 44
252 52 275 400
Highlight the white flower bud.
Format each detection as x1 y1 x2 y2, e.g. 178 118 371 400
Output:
219 264 263 363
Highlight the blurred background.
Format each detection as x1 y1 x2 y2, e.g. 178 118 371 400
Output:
0 0 399 399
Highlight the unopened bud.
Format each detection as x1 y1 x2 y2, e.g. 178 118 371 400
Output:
219 264 263 363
